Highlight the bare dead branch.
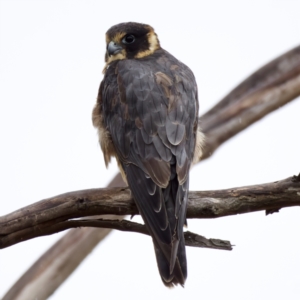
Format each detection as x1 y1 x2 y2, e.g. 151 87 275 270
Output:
3 45 300 300
1 177 127 300
1 217 233 250
2 227 114 300
200 45 300 160
70 219 231 250
184 231 233 251
1 174 299 249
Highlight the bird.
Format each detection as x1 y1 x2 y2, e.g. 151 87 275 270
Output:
92 22 203 286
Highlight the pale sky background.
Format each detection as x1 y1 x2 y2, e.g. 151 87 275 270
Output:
1 0 300 299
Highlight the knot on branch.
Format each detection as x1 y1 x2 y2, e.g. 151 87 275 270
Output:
76 198 88 210
292 173 300 182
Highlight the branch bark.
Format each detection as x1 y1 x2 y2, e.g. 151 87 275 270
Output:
1 174 299 249
2 177 126 300
200 45 300 160
0 217 233 250
2 45 300 300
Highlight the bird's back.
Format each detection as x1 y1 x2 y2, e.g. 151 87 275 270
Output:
97 48 198 286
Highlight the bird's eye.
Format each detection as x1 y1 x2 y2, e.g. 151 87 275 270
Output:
122 34 135 44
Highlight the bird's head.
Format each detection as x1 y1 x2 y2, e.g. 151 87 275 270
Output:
104 22 161 64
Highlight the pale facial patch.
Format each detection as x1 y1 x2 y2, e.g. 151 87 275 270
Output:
103 50 127 73
104 30 160 71
105 32 126 44
103 33 127 73
135 31 160 58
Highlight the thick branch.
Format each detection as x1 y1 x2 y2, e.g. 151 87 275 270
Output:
1 177 127 300
1 174 299 249
200 45 300 160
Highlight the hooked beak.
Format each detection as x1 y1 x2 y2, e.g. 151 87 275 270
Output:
107 41 122 56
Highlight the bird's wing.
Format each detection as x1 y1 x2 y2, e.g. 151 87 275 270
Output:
101 52 198 285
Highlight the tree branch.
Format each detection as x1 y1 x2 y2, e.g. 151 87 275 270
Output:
2 177 127 300
1 174 299 249
0 217 233 251
200 45 300 160
3 45 300 300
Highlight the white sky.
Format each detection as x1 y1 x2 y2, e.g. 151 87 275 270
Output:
0 0 300 299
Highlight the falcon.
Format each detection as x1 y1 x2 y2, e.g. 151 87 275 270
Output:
92 22 203 286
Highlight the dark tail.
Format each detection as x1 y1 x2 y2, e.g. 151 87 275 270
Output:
125 163 188 286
